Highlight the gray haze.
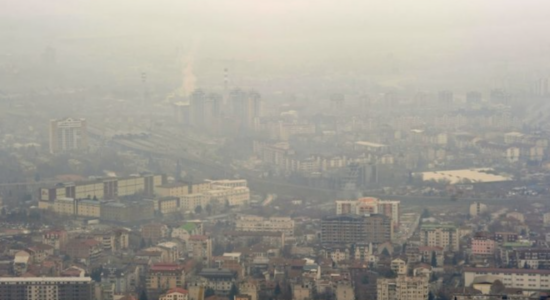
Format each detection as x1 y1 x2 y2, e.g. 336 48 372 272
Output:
2 0 550 92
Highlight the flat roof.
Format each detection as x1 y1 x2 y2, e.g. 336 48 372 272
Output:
355 141 387 148
464 267 550 275
416 168 511 184
0 277 93 283
421 224 457 229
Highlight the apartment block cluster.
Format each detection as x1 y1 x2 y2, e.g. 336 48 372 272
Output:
36 175 250 221
336 197 401 229
156 179 250 213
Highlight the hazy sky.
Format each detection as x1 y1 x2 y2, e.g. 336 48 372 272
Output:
2 0 550 91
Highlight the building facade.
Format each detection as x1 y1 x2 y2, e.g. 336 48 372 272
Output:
236 215 294 238
321 214 392 245
49 118 88 154
0 277 94 300
420 224 459 251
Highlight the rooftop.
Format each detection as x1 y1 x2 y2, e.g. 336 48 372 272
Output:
0 277 93 283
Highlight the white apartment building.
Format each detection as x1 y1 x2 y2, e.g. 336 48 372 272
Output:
235 215 294 237
207 186 250 206
336 197 400 228
420 224 459 251
180 193 210 212
49 118 88 154
206 179 248 188
464 268 550 291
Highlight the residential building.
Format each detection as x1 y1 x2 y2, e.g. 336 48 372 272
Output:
39 174 165 202
198 268 237 295
53 197 77 216
494 232 519 244
420 224 459 251
507 212 525 223
236 215 294 238
146 264 186 300
141 223 169 244
469 202 487 217
377 276 429 300
336 197 400 229
13 251 30 276
336 282 355 300
42 230 68 250
155 197 180 215
471 232 496 256
180 193 210 212
390 258 407 275
64 239 102 265
159 287 189 300
464 268 550 291
207 186 250 206
418 246 444 267
101 201 155 223
321 214 392 245
291 283 312 300
543 212 550 225
239 280 259 300
77 200 101 218
206 179 248 188
516 248 550 269
100 265 140 295
156 182 190 198
49 118 88 154
189 235 212 263
0 277 94 300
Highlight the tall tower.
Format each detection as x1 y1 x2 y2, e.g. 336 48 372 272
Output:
49 118 88 154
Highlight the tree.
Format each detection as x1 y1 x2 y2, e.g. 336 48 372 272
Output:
228 283 239 300
381 248 390 257
431 251 438 267
428 291 435 300
90 266 103 282
452 255 458 265
225 200 231 210
139 290 148 300
421 209 430 219
195 205 203 214
361 275 369 285
490 280 505 294
205 287 215 298
274 283 282 298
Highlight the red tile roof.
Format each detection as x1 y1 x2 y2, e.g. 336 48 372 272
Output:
166 287 188 294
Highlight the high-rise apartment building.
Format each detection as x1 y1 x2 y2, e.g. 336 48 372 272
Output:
188 235 213 263
49 118 88 154
321 214 392 245
420 224 459 251
230 89 262 131
377 276 429 300
336 197 400 229
0 277 94 300
469 202 487 217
